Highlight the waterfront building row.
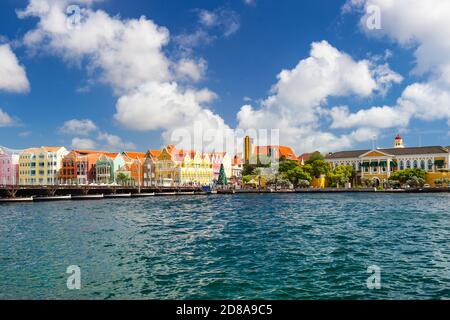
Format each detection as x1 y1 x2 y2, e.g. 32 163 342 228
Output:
0 144 244 187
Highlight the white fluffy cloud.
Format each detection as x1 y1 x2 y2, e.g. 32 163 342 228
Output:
59 119 97 135
71 137 97 149
97 132 136 150
197 8 240 37
329 105 409 129
0 44 30 93
237 41 402 151
59 118 135 151
115 82 218 131
19 2 172 93
20 0 229 150
0 109 15 127
342 0 450 134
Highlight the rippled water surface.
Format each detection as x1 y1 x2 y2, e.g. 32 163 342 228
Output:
0 193 449 299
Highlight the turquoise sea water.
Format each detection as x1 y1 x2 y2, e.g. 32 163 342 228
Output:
0 193 449 300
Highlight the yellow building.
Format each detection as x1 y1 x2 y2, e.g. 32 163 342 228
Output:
325 135 449 187
19 146 69 185
155 146 179 187
154 145 214 186
179 152 214 186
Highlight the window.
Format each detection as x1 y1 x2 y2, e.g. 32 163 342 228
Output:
413 160 418 169
420 160 425 170
400 161 405 170
406 160 411 169
428 160 433 171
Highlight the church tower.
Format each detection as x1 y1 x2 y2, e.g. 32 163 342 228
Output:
244 136 254 164
394 134 405 148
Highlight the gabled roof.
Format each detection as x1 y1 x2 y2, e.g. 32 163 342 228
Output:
21 147 43 154
326 146 449 159
378 146 448 156
298 151 321 162
42 146 65 152
96 154 115 162
358 149 394 158
146 150 161 158
279 146 296 158
122 151 146 159
255 145 297 159
326 149 371 159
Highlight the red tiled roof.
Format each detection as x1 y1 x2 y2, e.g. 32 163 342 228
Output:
73 149 109 155
255 145 297 160
147 150 161 158
298 151 320 162
123 151 146 159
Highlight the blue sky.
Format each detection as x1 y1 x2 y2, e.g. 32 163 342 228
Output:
0 0 449 153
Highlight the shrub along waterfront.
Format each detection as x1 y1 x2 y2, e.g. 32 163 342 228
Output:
241 153 443 190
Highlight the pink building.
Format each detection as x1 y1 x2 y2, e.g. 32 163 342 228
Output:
0 148 20 186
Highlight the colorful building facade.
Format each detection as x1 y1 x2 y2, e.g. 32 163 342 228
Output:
178 151 214 186
143 150 161 187
18 146 68 185
325 136 450 187
121 152 146 186
153 145 214 186
243 135 299 164
155 146 179 186
231 155 243 178
60 150 104 185
96 153 126 184
0 147 20 186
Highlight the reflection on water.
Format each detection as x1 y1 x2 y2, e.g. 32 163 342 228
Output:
0 193 449 299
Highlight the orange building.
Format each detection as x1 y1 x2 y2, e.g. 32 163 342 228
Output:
254 145 299 162
122 151 146 185
61 150 106 185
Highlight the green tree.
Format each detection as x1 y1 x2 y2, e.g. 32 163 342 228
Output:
278 159 299 173
285 166 312 187
242 164 257 176
297 179 310 188
389 169 426 184
267 174 292 189
361 177 375 188
327 165 354 188
304 152 324 165
307 160 331 179
116 172 129 186
406 176 426 187
217 164 228 186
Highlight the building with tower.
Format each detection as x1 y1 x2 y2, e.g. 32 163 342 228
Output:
325 135 450 187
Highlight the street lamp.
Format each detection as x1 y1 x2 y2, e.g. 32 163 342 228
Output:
133 158 142 193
